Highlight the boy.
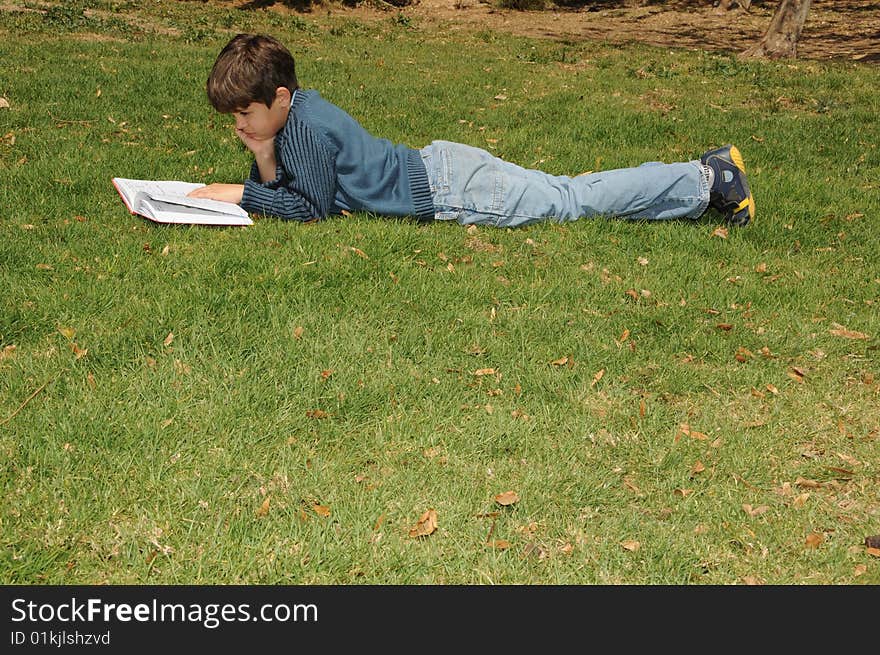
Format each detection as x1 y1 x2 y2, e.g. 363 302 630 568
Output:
189 33 755 229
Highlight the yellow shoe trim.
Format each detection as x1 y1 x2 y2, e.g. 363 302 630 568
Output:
729 145 745 173
733 195 756 224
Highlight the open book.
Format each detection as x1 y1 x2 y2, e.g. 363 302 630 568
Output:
112 178 253 226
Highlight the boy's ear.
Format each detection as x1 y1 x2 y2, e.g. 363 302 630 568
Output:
274 87 292 108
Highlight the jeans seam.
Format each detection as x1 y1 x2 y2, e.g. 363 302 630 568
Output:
690 161 711 218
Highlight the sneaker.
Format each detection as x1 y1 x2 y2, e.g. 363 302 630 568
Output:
700 144 755 227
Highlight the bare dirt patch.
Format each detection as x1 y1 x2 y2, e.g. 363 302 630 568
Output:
262 0 880 63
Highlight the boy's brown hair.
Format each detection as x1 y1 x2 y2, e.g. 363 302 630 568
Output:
206 33 299 113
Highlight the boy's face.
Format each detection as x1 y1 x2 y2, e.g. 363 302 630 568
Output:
230 88 290 143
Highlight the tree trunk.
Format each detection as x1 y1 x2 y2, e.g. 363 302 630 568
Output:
740 0 812 59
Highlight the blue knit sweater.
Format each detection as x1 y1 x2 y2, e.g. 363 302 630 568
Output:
240 89 435 221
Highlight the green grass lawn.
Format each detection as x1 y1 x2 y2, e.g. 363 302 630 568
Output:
1 0 878 584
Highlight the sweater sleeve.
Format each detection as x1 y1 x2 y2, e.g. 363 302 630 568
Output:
239 121 336 221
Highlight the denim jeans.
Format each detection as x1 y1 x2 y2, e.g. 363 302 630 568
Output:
419 140 710 228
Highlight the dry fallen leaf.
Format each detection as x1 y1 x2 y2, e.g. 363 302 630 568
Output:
474 367 496 376
305 409 328 419
0 97 10 109
826 466 854 478
551 356 570 367
409 509 438 538
788 367 806 383
487 539 511 550
256 496 270 517
742 504 770 517
711 226 728 239
735 346 753 362
829 326 869 340
494 491 520 506
620 540 641 552
623 476 642 494
590 369 605 387
676 423 709 441
163 331 174 347
313 504 331 517
805 533 823 549
690 460 706 475
792 493 810 508
293 326 304 340
521 542 547 560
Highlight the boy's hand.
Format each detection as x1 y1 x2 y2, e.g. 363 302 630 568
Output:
236 128 278 184
236 128 275 160
187 183 244 205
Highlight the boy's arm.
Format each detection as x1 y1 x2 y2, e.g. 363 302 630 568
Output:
240 123 336 221
241 176 331 221
186 171 327 220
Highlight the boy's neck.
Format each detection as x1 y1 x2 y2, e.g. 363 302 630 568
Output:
279 88 299 122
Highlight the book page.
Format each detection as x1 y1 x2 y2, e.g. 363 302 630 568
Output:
112 178 154 213
139 197 253 226
113 178 203 206
112 178 250 223
147 191 248 218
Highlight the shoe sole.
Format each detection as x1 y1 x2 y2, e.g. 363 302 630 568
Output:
728 145 755 226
